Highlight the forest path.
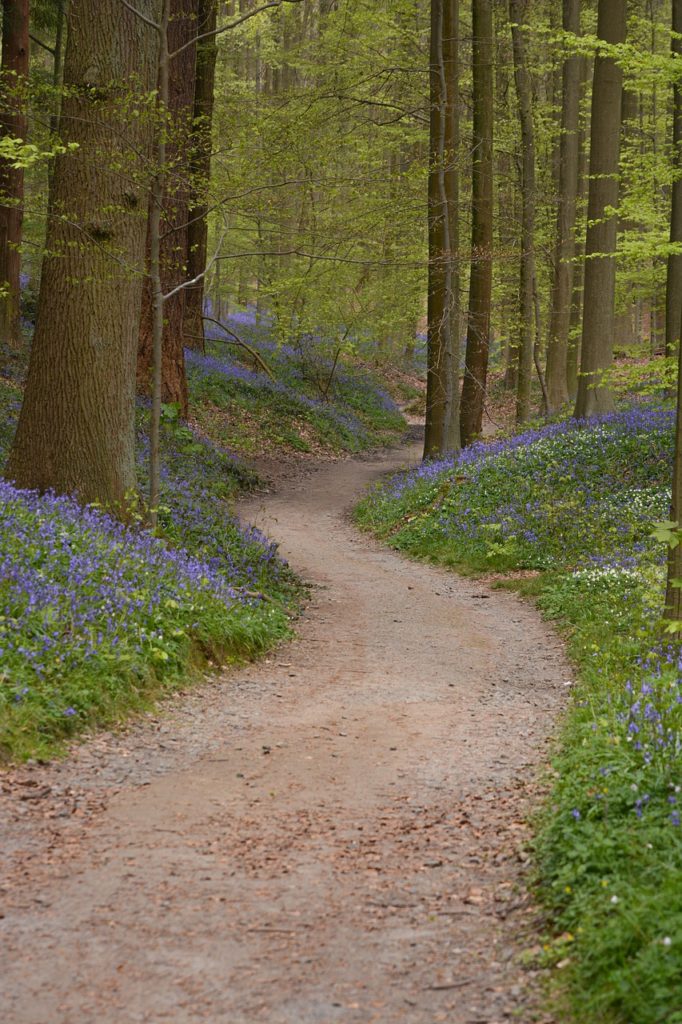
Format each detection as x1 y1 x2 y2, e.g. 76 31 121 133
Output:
0 439 567 1024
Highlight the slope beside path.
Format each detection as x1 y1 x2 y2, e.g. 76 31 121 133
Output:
0 441 567 1024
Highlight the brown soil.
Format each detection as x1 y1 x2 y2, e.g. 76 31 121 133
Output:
0 439 569 1024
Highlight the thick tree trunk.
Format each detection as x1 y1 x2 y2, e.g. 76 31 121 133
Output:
6 0 160 509
0 0 29 351
424 0 459 457
137 0 199 417
546 0 580 413
509 0 536 425
460 0 493 446
573 0 626 420
666 0 682 358
183 0 218 353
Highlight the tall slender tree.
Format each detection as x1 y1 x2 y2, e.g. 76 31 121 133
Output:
546 0 581 413
509 0 536 425
665 0 682 620
137 0 199 418
442 0 461 451
183 0 218 352
0 0 29 351
424 0 459 456
574 0 626 419
666 0 682 358
6 0 161 508
460 0 493 446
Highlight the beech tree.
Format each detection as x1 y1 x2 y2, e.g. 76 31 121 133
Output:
666 0 682 359
460 0 493 446
574 0 626 419
546 0 581 413
666 0 682 620
183 0 218 353
509 0 536 424
424 0 459 457
0 0 29 350
6 0 160 507
137 0 199 419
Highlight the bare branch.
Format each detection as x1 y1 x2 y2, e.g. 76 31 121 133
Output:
118 0 162 33
30 33 56 56
170 0 305 59
201 317 274 378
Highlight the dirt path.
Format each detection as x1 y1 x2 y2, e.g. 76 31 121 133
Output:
0 441 568 1024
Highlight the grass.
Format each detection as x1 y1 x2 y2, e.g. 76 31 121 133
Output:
355 404 682 1024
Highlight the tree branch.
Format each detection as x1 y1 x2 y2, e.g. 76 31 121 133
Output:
117 0 162 33
201 317 274 378
169 0 305 59
30 33 56 56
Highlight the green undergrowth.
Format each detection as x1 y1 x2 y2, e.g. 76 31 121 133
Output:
188 313 407 456
0 379 301 762
355 406 682 1024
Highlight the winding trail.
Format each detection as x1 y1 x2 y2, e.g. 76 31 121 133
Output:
1 440 567 1024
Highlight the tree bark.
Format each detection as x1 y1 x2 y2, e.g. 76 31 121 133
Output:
137 0 199 417
567 54 589 401
442 0 461 451
183 0 218 353
509 0 536 425
666 0 682 358
546 0 580 413
6 0 160 509
573 0 626 419
0 0 29 351
460 0 493 446
424 0 459 457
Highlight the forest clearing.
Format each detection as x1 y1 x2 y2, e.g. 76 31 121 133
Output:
2 1 682 1022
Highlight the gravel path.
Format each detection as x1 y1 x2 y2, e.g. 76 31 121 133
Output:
0 441 567 1023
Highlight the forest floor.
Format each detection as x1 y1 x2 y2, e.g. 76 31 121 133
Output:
0 432 569 1024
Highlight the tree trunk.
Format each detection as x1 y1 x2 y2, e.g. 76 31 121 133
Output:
667 0 682 618
666 0 682 358
137 0 199 417
573 0 626 420
0 0 29 352
424 0 459 457
546 0 580 413
442 0 460 451
6 0 160 510
460 0 493 446
509 0 536 425
183 0 218 353
567 54 589 401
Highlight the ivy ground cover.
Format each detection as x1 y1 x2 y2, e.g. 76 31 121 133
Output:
356 406 682 1024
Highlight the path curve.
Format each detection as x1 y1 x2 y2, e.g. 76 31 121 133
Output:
1 442 567 1024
